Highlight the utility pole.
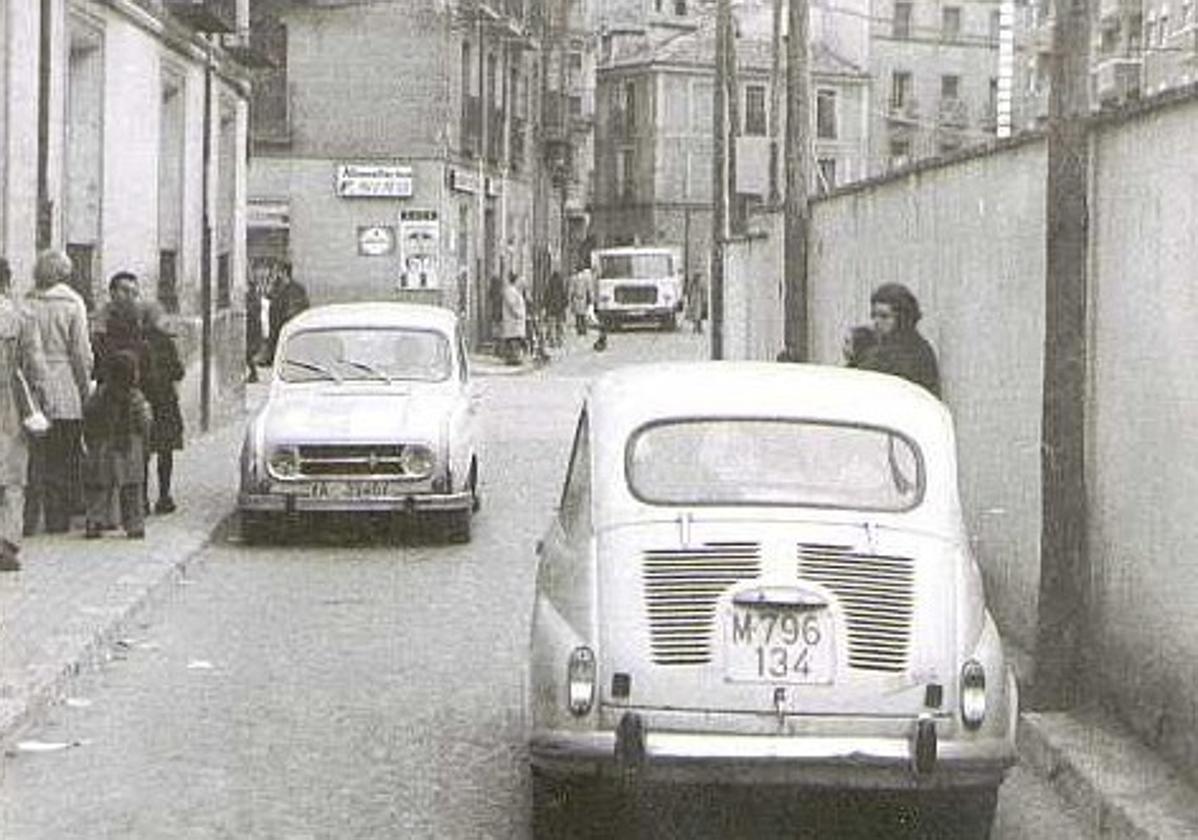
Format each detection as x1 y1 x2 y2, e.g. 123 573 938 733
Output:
1033 0 1091 710
711 0 731 360
783 0 811 361
767 0 783 206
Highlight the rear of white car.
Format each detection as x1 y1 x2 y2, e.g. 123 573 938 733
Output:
529 363 1017 837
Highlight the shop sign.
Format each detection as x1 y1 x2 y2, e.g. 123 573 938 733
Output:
449 168 480 194
398 210 440 290
335 164 413 198
357 225 396 257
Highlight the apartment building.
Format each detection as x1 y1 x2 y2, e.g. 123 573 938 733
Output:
592 2 870 275
869 0 1004 171
247 0 547 344
0 1 253 431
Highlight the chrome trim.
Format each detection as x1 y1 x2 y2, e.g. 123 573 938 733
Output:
238 489 471 513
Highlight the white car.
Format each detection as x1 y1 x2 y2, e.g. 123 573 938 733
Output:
528 362 1017 837
238 302 481 543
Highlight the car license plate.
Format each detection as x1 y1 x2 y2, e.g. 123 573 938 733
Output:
305 481 406 500
724 606 835 684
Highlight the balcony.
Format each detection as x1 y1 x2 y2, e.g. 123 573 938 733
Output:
886 98 920 125
938 98 969 128
163 0 237 33
461 95 482 157
1093 56 1143 103
222 24 283 70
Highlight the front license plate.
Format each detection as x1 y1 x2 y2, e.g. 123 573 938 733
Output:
724 607 835 684
306 481 406 500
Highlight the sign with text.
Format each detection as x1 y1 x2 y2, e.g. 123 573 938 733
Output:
335 164 413 198
398 210 440 290
357 225 396 257
449 168 480 194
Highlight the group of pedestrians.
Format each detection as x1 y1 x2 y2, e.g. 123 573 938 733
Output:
0 250 186 572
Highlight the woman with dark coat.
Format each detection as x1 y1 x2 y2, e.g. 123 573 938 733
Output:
141 304 184 513
857 283 941 398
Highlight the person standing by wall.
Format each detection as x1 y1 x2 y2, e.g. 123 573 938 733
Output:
499 273 527 365
0 258 49 570
82 350 152 540
266 262 308 363
24 250 91 535
569 267 592 336
141 303 184 514
545 270 567 348
245 265 265 383
686 271 708 335
857 283 941 397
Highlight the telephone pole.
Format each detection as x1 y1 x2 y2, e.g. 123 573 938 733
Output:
1033 0 1091 710
711 0 731 359
783 0 811 361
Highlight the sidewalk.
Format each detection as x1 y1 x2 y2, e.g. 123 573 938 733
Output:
0 396 253 747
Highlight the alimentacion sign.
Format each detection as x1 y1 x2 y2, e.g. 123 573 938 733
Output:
335 164 413 198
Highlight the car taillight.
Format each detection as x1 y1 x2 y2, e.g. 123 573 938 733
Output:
567 646 596 716
960 660 986 730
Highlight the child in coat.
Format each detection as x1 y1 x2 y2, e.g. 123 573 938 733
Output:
142 304 184 513
83 350 152 539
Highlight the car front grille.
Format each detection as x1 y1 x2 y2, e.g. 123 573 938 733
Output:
296 444 408 478
797 543 914 673
643 542 762 666
614 285 658 305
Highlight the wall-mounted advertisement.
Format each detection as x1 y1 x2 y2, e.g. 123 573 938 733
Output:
335 164 413 198
357 225 395 256
398 209 440 290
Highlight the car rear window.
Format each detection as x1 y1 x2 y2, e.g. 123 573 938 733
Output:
626 418 924 511
279 327 452 383
597 254 672 279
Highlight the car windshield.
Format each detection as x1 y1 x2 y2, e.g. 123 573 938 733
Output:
627 419 924 511
597 254 672 279
279 327 452 384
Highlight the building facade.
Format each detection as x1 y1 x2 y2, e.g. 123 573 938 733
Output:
592 2 870 276
0 0 252 432
867 0 1004 172
248 0 551 346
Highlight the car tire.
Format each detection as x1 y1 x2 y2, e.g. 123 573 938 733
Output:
469 460 481 513
663 313 677 332
532 768 627 840
240 511 273 545
444 508 472 544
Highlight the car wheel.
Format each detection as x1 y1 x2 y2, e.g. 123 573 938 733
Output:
663 313 677 332
532 768 627 840
240 511 273 545
444 508 472 544
469 461 481 513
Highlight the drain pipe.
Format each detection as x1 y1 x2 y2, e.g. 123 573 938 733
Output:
37 0 53 250
200 39 213 432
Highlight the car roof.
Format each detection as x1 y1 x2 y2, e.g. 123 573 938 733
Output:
283 302 458 333
589 361 949 434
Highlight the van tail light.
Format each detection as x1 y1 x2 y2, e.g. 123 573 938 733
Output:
567 646 596 716
960 660 986 730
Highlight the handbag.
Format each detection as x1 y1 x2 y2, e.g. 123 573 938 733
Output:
14 367 49 437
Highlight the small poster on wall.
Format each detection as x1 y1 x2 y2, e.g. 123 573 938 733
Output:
357 225 395 257
398 209 440 290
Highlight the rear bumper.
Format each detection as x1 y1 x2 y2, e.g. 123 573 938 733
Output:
529 726 1015 789
238 489 471 514
597 306 675 321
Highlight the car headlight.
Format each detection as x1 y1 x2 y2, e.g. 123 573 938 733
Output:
399 445 435 479
960 660 986 730
267 445 300 478
567 646 596 716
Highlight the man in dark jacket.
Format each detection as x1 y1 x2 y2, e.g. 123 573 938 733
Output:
857 283 941 398
266 263 308 363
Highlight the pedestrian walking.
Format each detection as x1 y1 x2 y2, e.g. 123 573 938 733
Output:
856 283 941 397
686 271 708 334
0 258 49 571
569 268 592 336
24 250 91 535
265 263 308 364
499 274 527 365
841 324 877 368
83 350 152 540
545 270 567 348
141 303 184 514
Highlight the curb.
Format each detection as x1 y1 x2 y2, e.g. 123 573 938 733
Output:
1017 709 1198 839
0 515 230 750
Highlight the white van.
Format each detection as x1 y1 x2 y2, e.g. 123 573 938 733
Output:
590 246 683 331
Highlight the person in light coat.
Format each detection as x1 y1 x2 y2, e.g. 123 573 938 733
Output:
24 250 91 534
499 274 527 364
569 268 592 336
0 258 49 570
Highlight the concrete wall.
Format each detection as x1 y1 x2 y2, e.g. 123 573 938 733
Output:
1087 96 1198 775
722 90 1198 779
